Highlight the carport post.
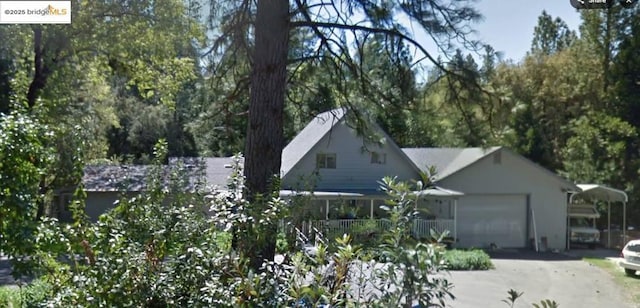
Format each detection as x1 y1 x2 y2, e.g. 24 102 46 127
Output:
623 201 627 247
607 201 611 249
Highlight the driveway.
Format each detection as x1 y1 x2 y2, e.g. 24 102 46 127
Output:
445 249 636 308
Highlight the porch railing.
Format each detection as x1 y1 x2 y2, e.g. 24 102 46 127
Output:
297 219 455 242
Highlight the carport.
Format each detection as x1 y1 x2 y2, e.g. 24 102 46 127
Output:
569 184 628 249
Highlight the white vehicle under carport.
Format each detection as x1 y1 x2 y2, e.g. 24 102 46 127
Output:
569 204 600 249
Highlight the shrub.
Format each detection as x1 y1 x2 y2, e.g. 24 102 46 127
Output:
0 286 21 308
20 145 455 307
444 249 494 270
21 279 52 307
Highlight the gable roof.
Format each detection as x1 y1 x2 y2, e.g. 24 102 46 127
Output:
83 165 153 192
402 146 578 190
81 157 236 192
402 147 501 180
281 108 423 178
281 108 346 176
169 157 241 188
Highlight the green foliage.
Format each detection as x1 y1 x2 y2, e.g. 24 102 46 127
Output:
275 231 290 254
0 280 52 308
20 279 52 307
0 286 21 308
533 299 560 308
444 249 494 271
502 289 559 308
18 157 454 307
0 112 54 274
502 289 524 308
561 112 636 184
530 11 577 56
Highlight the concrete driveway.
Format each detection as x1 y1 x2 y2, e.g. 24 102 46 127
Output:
445 249 636 308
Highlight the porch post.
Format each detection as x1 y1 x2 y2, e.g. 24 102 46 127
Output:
370 199 374 219
325 200 329 220
453 199 458 244
607 201 611 249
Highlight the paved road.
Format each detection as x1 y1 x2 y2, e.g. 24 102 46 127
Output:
446 250 636 308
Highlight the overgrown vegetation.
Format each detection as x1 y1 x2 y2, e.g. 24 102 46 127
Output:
0 286 20 308
4 144 455 307
444 249 494 271
0 280 50 308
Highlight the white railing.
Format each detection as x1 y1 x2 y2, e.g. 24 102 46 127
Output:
299 218 455 241
412 219 455 239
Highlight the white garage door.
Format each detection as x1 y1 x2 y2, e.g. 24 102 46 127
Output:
457 195 528 248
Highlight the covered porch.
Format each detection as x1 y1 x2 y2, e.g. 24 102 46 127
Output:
280 187 462 243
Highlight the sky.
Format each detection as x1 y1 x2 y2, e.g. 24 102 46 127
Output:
472 0 583 62
406 0 584 63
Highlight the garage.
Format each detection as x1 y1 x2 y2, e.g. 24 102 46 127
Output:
457 194 528 248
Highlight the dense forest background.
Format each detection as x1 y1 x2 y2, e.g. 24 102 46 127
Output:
1 2 639 223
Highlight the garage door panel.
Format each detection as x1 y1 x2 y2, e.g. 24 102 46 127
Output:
457 195 527 248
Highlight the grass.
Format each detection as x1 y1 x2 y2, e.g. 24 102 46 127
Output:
444 249 494 271
583 257 640 305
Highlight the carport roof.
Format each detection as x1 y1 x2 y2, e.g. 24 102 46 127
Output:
574 184 628 203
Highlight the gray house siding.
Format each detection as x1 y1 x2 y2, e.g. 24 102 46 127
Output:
282 120 418 191
85 192 123 221
437 149 569 250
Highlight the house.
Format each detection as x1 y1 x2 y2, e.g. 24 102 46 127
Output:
276 109 578 250
55 160 224 222
64 108 579 250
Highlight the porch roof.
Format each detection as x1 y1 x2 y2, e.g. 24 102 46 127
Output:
279 189 382 199
279 186 463 199
413 186 464 198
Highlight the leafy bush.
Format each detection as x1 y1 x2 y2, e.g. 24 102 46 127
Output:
0 286 21 308
16 143 454 307
444 249 494 270
21 278 52 307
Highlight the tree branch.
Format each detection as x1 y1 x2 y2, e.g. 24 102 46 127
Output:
290 20 449 74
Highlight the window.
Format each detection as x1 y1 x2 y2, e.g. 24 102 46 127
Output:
316 153 336 169
370 151 386 164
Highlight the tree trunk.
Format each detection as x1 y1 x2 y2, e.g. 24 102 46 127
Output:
242 0 289 270
27 26 49 109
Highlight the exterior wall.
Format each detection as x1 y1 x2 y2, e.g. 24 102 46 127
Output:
84 192 123 221
438 150 569 250
283 121 418 191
